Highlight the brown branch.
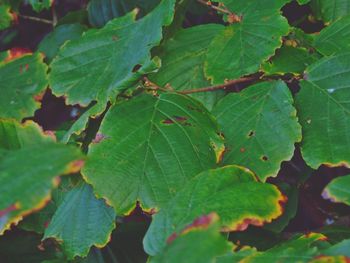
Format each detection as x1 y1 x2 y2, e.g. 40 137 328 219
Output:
197 0 232 15
196 0 242 23
143 76 258 95
178 76 257 94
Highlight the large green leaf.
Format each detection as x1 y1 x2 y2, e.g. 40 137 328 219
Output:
0 120 83 234
204 0 289 84
212 80 301 181
43 183 116 259
149 24 224 110
143 166 285 256
0 52 48 120
82 93 224 214
49 0 175 107
88 0 160 27
310 0 350 23
295 53 350 169
313 15 350 56
149 213 233 263
322 175 350 205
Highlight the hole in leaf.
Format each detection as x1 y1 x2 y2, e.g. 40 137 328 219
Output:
132 64 142 72
248 130 255 137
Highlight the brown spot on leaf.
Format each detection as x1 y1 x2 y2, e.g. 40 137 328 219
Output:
167 213 218 244
132 64 142 72
112 35 118 41
240 148 245 153
248 130 255 137
162 116 190 126
261 156 268 161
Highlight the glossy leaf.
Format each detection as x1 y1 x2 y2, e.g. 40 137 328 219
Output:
213 80 301 181
82 93 224 214
0 120 83 234
296 53 350 169
143 165 285 255
44 183 116 259
322 175 350 205
205 0 289 83
0 52 48 120
49 0 176 107
150 24 224 110
314 15 350 56
149 213 233 263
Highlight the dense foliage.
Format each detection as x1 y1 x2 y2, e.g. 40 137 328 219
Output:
1 0 350 262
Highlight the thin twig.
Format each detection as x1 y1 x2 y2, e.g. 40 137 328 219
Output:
179 76 257 94
197 0 232 15
18 14 53 25
143 76 258 95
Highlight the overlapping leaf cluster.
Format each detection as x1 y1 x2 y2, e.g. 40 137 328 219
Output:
1 0 350 262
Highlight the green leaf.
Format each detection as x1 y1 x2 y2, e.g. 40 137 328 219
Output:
49 0 176 107
242 233 326 262
150 24 224 110
88 0 160 27
264 183 298 233
28 0 53 12
310 0 350 23
82 93 224 214
313 15 350 56
322 175 350 205
38 24 86 62
204 0 289 84
322 239 350 257
149 213 233 263
212 80 301 181
143 165 285 256
0 120 83 234
0 52 48 120
43 183 116 259
295 53 350 169
0 4 12 30
262 46 319 75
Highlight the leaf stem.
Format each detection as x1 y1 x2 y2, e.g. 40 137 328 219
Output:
179 76 257 94
18 14 53 25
